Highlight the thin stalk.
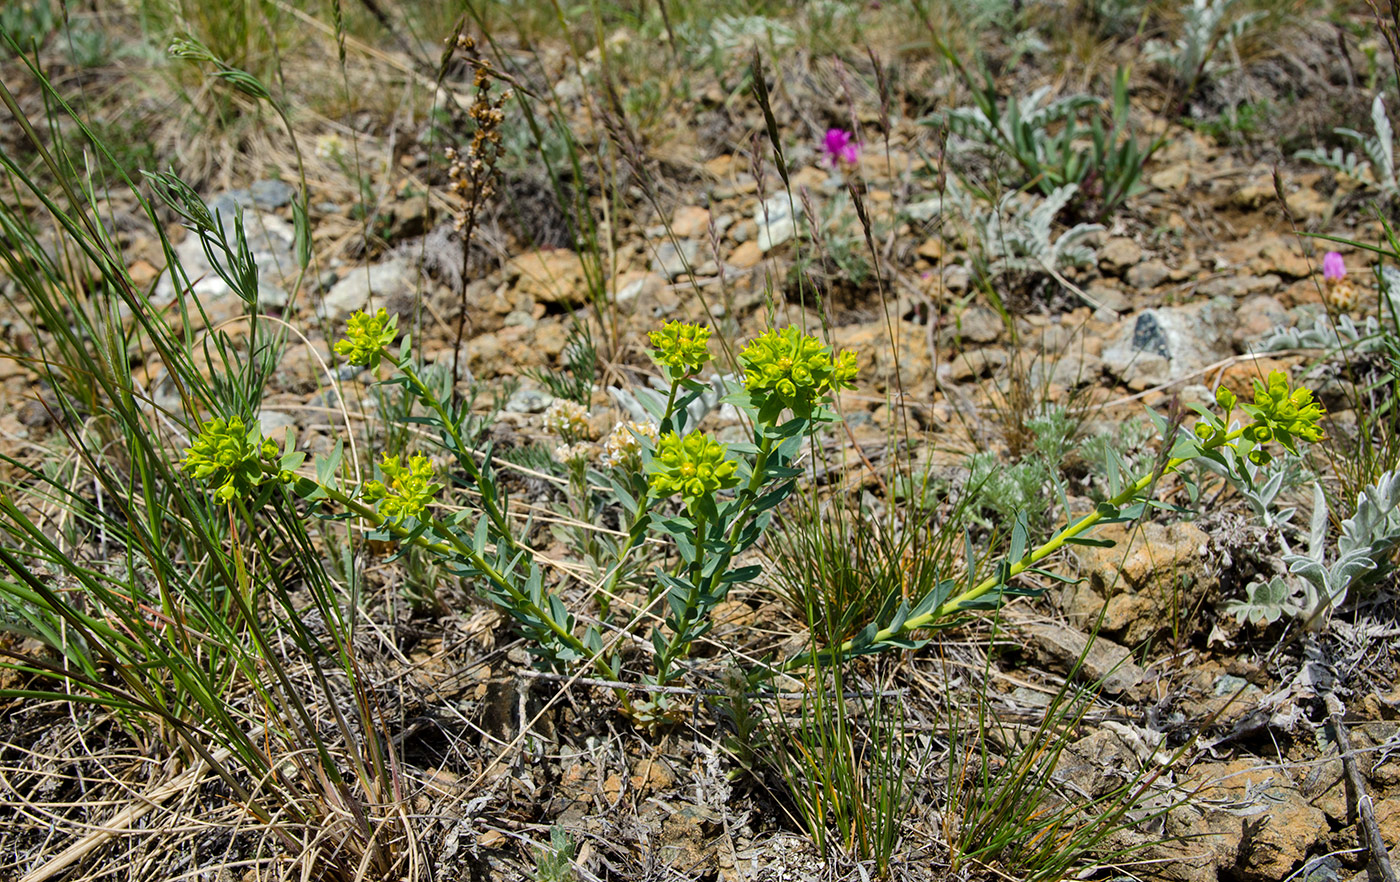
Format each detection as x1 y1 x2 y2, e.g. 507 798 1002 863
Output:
659 381 679 434
595 507 650 606
655 513 707 686
301 474 623 694
701 433 776 597
391 352 516 551
815 426 1245 663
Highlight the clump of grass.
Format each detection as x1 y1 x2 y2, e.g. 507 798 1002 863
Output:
0 48 416 879
765 657 921 878
765 483 964 649
942 655 1187 881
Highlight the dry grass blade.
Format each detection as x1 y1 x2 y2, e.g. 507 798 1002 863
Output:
18 747 231 882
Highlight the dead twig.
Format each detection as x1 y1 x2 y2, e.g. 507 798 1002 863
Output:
1324 690 1399 882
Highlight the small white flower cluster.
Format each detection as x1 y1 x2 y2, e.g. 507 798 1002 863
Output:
542 398 590 440
553 442 596 466
314 133 347 162
599 420 659 469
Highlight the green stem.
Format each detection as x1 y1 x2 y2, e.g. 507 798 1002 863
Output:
655 513 707 686
705 433 777 591
300 475 621 692
392 354 517 551
811 427 1245 666
652 432 781 688
659 380 679 434
598 508 649 605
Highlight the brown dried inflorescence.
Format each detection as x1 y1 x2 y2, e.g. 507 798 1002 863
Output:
446 33 512 383
445 35 510 235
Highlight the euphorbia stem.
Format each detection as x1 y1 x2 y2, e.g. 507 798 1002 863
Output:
391 354 516 550
723 433 776 537
296 474 622 693
656 434 776 686
659 381 679 434
814 426 1245 665
656 513 708 686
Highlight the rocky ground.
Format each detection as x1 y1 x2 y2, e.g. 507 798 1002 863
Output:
3 5 1400 881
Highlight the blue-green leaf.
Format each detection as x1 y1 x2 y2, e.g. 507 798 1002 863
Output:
1009 512 1029 563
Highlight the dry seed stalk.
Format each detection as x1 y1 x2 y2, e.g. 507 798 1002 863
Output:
447 33 510 387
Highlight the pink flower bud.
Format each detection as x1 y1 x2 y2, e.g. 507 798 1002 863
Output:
1322 251 1346 282
822 128 860 168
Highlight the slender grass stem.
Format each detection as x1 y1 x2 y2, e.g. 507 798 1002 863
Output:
811 426 1245 664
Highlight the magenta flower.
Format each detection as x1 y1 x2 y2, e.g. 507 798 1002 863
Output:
822 128 860 168
1323 251 1346 282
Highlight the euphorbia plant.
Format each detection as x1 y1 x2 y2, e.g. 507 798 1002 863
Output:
184 299 1324 726
628 322 858 725
182 313 860 727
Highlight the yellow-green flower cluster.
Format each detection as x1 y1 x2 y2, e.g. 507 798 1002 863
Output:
647 430 738 515
334 308 398 370
739 326 858 421
363 453 440 523
1239 369 1325 463
649 321 712 379
183 416 279 504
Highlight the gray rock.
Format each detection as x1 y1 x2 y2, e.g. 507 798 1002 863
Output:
651 239 702 279
1126 258 1170 290
505 386 551 414
942 264 970 294
1102 297 1235 390
309 388 341 409
951 306 1002 344
1233 294 1289 346
17 399 52 428
250 179 297 209
1031 351 1103 387
154 206 296 310
942 347 1007 382
1098 237 1143 276
1130 312 1172 360
1025 621 1144 694
1199 274 1281 298
206 189 254 221
755 193 803 252
1212 673 1262 698
321 258 416 321
1297 857 1343 882
502 309 537 329
257 409 298 436
1086 281 1131 313
257 285 291 309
